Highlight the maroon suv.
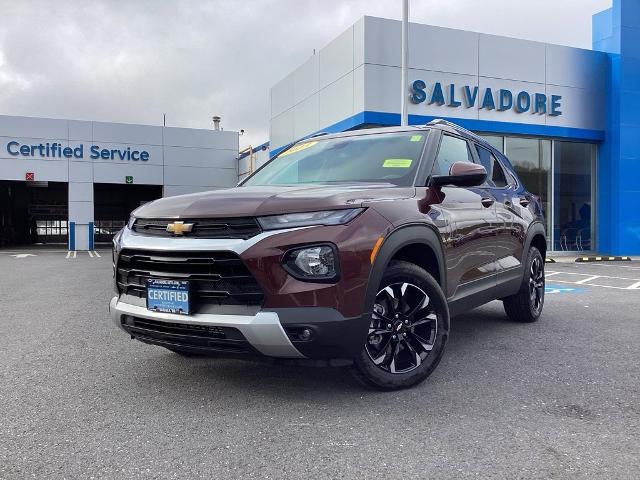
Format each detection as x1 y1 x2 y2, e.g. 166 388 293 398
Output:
110 119 546 390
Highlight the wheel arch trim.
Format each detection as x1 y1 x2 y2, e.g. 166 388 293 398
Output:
362 223 446 317
523 222 547 258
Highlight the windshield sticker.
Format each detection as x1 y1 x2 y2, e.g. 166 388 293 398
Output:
279 141 318 157
410 135 423 142
383 158 413 168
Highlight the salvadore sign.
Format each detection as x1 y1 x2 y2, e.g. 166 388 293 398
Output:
6 141 150 161
410 80 562 116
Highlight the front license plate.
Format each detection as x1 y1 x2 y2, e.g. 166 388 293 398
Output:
147 279 190 314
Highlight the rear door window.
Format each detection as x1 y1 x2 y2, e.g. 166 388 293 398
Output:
475 146 509 188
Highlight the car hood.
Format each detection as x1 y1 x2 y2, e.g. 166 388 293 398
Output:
133 184 415 218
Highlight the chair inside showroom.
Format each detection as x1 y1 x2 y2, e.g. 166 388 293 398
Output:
576 227 591 251
560 227 581 251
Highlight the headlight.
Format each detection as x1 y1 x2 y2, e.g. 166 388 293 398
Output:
111 229 123 287
112 228 124 267
283 244 339 282
257 208 364 230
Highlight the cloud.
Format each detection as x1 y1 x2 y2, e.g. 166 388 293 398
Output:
0 0 610 148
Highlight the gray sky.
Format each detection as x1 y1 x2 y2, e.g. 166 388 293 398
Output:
0 0 610 148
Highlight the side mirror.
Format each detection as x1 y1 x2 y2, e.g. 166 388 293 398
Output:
430 162 487 187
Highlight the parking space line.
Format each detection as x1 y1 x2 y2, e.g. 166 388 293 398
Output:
574 275 600 284
588 282 638 290
576 263 640 271
548 279 631 291
63 250 103 259
547 271 640 282
545 271 561 277
546 270 640 291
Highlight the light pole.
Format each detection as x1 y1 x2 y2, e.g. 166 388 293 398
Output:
400 0 409 126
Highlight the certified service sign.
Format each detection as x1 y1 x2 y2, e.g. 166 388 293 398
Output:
7 141 150 161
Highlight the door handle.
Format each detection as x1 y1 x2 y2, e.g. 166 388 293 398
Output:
481 197 494 208
520 197 530 207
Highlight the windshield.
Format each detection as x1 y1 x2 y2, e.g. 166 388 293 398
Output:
242 131 427 186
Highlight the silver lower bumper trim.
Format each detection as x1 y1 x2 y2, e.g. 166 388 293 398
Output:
109 296 305 358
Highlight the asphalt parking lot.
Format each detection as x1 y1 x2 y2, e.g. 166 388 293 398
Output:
1 250 638 479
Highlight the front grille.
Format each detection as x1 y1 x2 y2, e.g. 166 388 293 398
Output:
132 218 262 239
121 316 255 354
116 249 264 307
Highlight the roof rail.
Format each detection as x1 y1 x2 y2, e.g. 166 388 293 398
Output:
305 131 330 139
426 118 487 144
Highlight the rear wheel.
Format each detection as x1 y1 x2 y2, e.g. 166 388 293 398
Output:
351 261 449 390
502 246 545 323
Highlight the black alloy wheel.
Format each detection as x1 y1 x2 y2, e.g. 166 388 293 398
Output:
366 283 437 374
351 261 449 390
528 255 545 315
503 246 545 323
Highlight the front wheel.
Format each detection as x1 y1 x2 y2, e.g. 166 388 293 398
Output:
502 246 545 323
351 261 449 390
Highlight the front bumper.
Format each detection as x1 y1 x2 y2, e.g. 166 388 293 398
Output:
110 296 370 360
110 296 305 358
110 214 388 360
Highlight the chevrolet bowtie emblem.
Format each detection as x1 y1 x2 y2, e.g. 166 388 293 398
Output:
166 221 194 235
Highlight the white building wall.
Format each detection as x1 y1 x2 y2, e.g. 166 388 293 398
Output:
0 114 238 249
270 17 366 149
269 16 607 150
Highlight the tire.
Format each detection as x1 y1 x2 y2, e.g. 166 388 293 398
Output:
351 260 449 391
502 246 545 323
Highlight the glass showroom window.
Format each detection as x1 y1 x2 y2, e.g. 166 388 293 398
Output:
505 137 552 248
478 134 504 153
553 142 596 252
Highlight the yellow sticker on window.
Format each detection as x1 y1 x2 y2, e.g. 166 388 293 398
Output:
279 141 318 157
383 158 413 168
410 135 423 142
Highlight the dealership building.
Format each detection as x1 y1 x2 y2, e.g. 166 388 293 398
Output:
265 0 640 255
3 0 639 255
0 116 238 250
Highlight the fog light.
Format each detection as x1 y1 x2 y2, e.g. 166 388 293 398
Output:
284 326 315 342
283 244 339 282
294 246 334 276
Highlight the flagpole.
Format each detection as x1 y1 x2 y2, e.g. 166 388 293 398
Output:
400 0 409 126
